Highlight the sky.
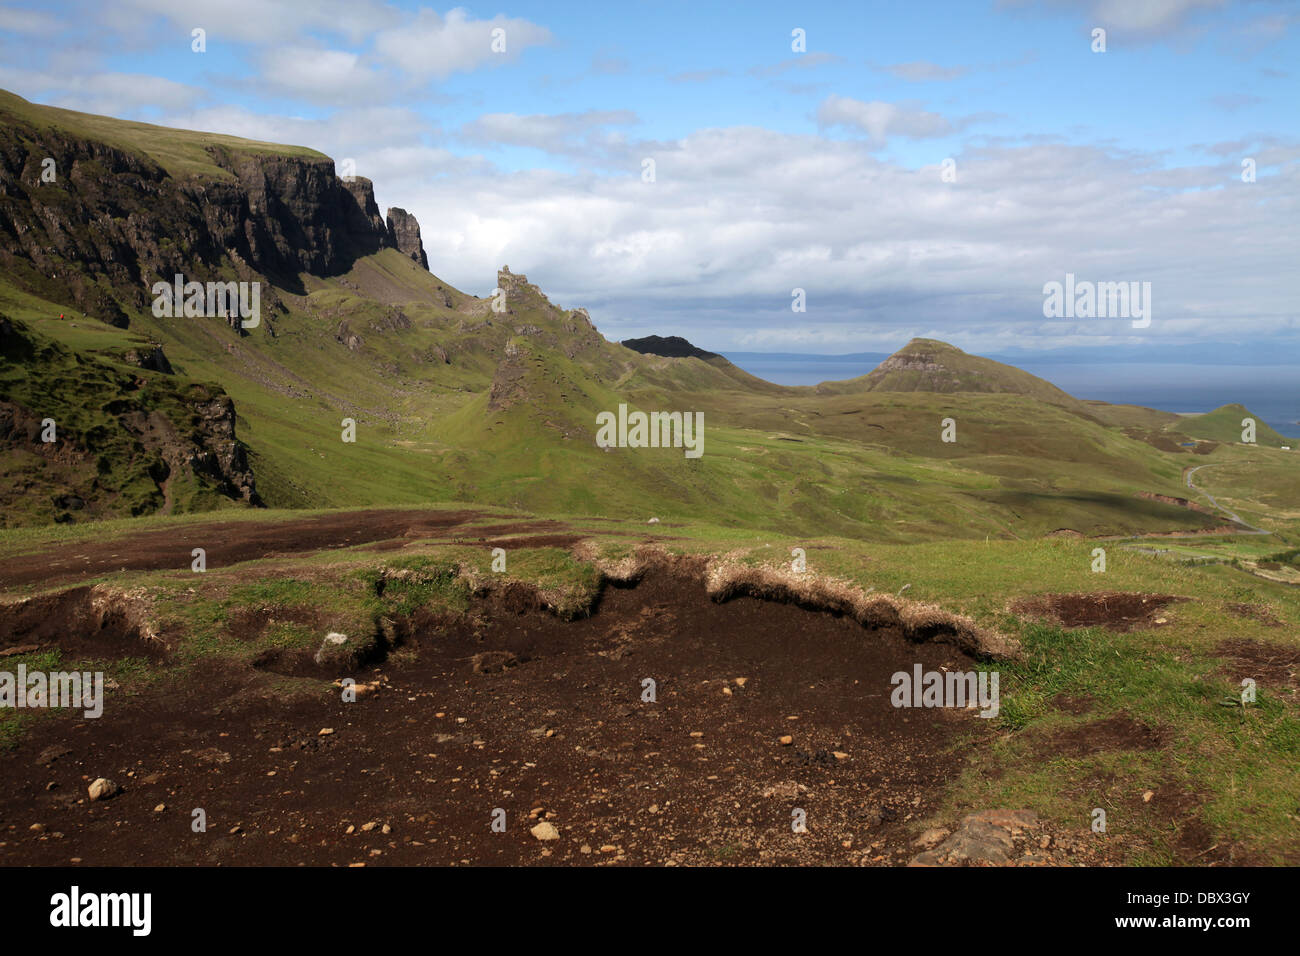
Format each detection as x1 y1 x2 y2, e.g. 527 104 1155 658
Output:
0 0 1296 356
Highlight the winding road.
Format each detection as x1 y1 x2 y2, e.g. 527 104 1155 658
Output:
1184 463 1272 536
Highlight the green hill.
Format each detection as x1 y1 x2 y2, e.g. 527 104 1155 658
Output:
819 338 1087 411
1177 404 1288 448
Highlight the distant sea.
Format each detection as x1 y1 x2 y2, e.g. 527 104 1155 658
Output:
723 352 1300 439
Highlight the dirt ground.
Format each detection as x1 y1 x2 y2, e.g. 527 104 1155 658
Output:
0 509 586 589
0 565 1028 867
1009 592 1181 632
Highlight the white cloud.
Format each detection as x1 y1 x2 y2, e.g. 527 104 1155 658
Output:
0 7 61 35
459 109 638 159
816 95 955 146
257 46 391 104
364 127 1298 352
0 68 205 114
111 0 398 45
372 7 551 80
1090 0 1226 35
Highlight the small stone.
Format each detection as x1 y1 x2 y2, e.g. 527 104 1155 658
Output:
361 821 377 832
87 778 119 802
734 677 747 687
580 844 592 854
600 844 618 853
832 751 849 760
779 735 793 746
153 804 166 813
318 728 334 736
29 823 44 832
530 821 560 841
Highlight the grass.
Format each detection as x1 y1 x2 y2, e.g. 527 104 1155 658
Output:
937 617 1300 864
0 89 327 181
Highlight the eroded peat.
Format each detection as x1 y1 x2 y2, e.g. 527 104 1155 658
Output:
0 567 999 866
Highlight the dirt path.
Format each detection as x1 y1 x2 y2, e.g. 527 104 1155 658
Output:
0 568 1010 867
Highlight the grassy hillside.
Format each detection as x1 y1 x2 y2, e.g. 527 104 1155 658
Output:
0 89 326 180
1178 403 1289 448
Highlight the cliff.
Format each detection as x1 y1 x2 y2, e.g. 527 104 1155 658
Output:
0 93 429 326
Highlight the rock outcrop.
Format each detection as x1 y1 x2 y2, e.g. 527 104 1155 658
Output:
621 334 722 361
385 207 429 270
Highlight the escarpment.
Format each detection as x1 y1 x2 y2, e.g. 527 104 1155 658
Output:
0 101 429 325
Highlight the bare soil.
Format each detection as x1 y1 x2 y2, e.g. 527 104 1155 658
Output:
1213 638 1300 689
0 567 1007 866
1010 592 1182 632
0 509 588 589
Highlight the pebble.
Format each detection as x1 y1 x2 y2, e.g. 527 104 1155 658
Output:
318 728 334 736
87 778 119 801
779 735 793 746
530 821 560 841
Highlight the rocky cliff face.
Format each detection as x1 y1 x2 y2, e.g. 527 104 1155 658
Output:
386 207 429 270
0 116 430 325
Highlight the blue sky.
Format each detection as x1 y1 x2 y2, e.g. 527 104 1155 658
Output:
0 0 1296 355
